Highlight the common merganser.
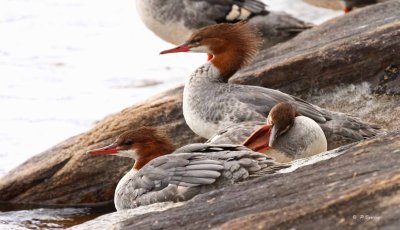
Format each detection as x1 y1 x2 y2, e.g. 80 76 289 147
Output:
160 22 381 150
207 102 327 162
242 102 327 163
87 127 288 210
135 0 312 48
341 0 379 13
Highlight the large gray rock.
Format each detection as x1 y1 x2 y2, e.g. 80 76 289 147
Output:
0 1 399 206
116 130 400 230
303 0 344 10
69 130 400 230
69 202 183 230
233 0 400 95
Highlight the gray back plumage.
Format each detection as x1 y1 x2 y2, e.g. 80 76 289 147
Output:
185 68 382 149
207 122 264 144
236 85 383 148
141 0 267 29
137 0 310 46
114 144 287 210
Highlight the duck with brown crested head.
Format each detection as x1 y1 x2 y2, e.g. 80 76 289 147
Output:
87 127 288 210
160 22 381 150
136 0 312 48
242 102 327 163
341 0 381 13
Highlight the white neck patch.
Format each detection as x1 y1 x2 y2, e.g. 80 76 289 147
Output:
189 45 211 53
117 149 139 160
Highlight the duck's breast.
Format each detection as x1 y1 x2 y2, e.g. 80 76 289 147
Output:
274 116 327 160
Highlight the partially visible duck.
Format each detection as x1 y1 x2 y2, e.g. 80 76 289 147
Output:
242 102 327 163
88 127 288 210
341 0 380 13
160 22 381 150
135 0 312 48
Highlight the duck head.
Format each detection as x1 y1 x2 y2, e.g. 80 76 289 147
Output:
243 102 298 152
160 22 263 82
267 102 298 147
87 127 176 170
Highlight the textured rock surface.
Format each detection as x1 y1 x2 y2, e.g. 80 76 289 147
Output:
69 202 183 230
303 0 344 10
0 1 399 206
116 130 400 230
233 0 400 95
306 82 400 131
372 65 400 95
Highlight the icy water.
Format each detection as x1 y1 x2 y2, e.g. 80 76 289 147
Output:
0 203 115 229
0 0 341 229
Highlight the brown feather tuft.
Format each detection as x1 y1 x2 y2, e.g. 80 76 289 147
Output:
116 127 176 169
188 22 263 81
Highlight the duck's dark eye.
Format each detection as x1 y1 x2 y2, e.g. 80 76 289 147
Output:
192 37 202 44
124 140 134 146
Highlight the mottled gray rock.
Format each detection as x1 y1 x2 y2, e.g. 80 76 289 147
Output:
303 0 344 10
69 202 183 230
372 65 400 95
233 0 400 95
117 130 400 230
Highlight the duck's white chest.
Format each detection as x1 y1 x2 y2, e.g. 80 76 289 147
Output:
267 116 327 162
183 87 220 139
273 116 327 160
296 116 327 157
114 169 137 211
